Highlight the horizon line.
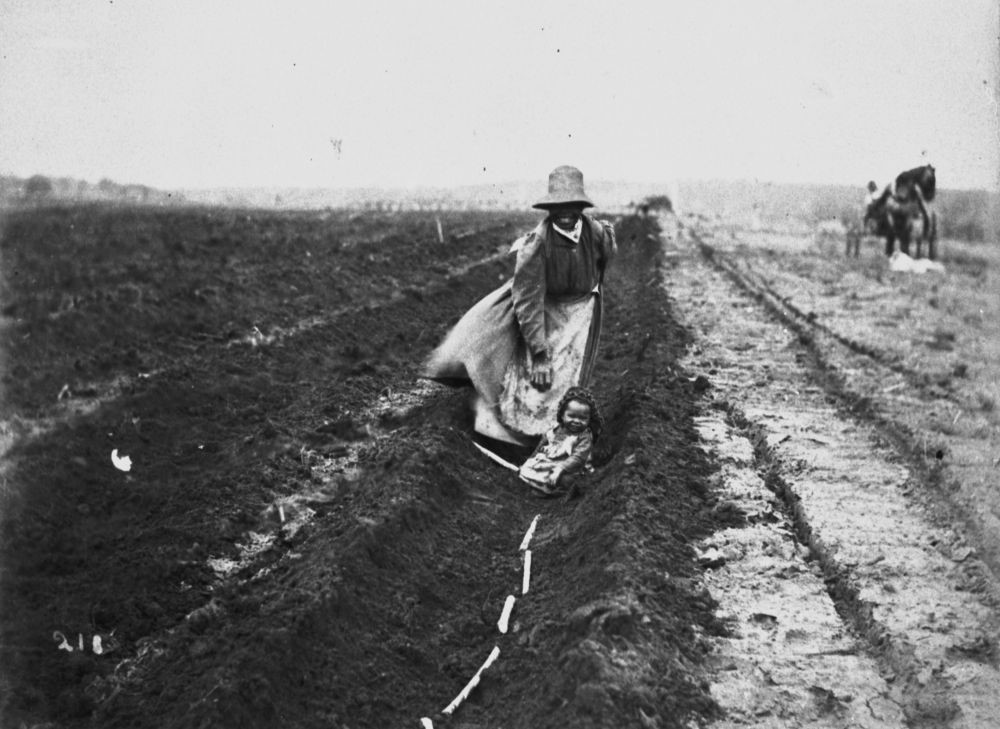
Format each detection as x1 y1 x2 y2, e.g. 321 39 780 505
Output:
2 172 997 195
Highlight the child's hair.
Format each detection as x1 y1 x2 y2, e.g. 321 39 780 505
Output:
556 386 604 441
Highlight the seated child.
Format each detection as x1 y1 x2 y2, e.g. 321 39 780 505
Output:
518 386 604 496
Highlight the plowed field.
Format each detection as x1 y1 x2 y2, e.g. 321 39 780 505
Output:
2 204 998 729
1 206 724 729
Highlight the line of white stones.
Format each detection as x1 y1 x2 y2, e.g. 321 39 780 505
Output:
420 513 540 727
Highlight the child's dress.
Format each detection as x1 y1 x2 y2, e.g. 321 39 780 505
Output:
518 426 593 492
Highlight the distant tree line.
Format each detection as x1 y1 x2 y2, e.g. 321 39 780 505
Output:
0 174 179 206
24 174 53 197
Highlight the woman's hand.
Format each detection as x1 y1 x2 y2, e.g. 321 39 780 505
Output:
530 352 552 390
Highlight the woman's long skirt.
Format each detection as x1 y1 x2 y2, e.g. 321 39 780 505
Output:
422 281 602 445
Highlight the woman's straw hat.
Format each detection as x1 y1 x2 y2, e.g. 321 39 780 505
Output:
533 165 594 210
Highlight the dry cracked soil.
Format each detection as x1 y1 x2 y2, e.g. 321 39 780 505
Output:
1 203 998 729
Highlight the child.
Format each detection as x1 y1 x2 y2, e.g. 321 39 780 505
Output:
518 387 604 497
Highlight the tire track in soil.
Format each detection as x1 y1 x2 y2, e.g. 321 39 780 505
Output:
12 213 729 729
686 223 1000 584
689 236 915 385
664 216 1000 728
691 411 904 728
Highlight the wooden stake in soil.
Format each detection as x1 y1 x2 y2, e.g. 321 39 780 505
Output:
441 645 501 715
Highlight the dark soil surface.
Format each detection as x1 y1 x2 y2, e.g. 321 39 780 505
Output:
1 205 725 728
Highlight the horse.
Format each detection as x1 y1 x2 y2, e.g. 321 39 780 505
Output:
866 164 939 260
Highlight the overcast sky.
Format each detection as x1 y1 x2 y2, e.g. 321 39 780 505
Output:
1 0 998 191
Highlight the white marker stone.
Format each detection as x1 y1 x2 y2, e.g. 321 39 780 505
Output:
519 515 540 552
497 595 516 634
442 645 500 715
111 449 132 472
522 550 532 595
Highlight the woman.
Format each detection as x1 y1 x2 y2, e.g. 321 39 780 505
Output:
423 165 616 456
